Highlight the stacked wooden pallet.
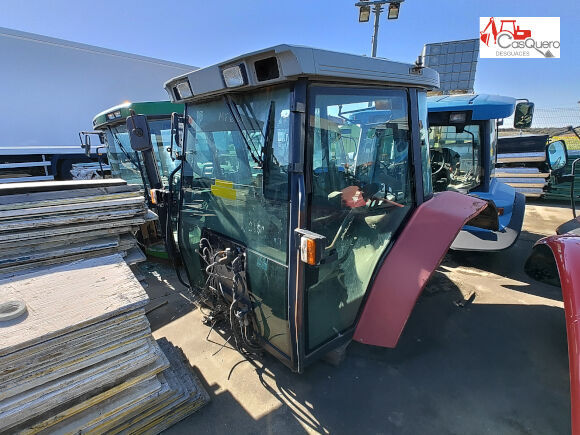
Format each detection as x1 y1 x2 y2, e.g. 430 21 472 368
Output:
0 254 209 434
0 179 152 277
496 134 549 197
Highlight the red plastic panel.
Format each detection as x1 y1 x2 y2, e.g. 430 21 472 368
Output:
535 235 580 434
353 191 488 348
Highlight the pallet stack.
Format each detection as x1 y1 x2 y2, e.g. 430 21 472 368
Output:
0 254 209 434
0 179 151 277
0 179 209 433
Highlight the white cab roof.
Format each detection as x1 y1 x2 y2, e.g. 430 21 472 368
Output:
165 44 439 103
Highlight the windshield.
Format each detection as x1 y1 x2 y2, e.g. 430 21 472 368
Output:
105 119 176 188
428 124 482 192
306 86 413 351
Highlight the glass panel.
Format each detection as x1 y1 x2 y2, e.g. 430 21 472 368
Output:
306 86 413 351
428 124 482 193
489 119 497 177
178 86 292 356
105 119 176 188
418 91 433 197
105 127 145 187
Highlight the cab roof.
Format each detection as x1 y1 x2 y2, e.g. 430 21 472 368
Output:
165 44 439 103
427 94 516 120
92 101 184 129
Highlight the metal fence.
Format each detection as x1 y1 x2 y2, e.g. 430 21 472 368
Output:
500 106 580 150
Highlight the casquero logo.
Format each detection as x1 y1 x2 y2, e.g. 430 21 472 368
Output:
479 17 560 58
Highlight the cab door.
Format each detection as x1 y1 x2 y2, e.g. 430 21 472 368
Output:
300 86 415 362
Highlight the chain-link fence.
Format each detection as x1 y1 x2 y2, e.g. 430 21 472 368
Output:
499 106 580 150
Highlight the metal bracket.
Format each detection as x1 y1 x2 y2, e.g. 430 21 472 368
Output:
291 101 306 113
410 66 423 75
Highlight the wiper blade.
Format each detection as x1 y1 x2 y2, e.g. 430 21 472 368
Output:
223 95 263 167
263 101 279 167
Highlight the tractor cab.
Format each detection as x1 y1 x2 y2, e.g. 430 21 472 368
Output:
128 45 489 372
427 94 527 251
90 101 184 190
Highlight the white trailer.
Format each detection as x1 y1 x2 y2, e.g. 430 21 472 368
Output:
0 27 196 182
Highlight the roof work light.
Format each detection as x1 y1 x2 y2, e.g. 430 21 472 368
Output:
449 112 467 123
173 80 193 100
222 64 248 88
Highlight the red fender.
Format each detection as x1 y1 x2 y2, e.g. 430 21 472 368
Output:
533 234 580 434
353 191 488 347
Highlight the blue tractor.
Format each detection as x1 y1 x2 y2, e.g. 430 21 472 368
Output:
427 94 530 251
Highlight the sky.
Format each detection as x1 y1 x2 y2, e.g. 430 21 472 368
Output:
1 0 578 108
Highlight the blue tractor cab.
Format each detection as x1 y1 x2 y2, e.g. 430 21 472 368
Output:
427 94 525 251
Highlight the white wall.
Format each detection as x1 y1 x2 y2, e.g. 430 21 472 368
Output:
0 27 196 151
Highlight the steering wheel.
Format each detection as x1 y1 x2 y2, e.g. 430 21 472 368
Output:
430 148 446 175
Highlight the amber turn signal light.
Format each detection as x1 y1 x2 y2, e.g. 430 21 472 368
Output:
296 229 327 266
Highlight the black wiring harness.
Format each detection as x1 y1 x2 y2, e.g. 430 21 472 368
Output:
198 237 262 356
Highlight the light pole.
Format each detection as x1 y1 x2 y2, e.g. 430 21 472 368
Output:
355 1 403 57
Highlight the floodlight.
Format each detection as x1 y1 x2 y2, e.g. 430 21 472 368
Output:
359 5 371 22
387 2 400 19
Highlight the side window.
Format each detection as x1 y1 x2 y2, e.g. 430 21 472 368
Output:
418 91 433 197
149 119 177 186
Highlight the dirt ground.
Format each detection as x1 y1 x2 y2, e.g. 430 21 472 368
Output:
136 200 575 435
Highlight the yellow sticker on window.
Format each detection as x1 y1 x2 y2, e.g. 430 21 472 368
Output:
215 179 234 188
211 179 237 200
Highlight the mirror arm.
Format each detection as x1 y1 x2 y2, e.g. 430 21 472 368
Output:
169 112 185 161
78 131 105 156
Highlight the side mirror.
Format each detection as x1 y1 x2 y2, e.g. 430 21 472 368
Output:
546 140 568 172
126 114 153 152
514 101 535 129
169 112 185 159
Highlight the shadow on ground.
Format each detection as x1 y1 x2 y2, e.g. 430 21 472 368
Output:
444 230 563 301
132 260 196 331
166 270 570 435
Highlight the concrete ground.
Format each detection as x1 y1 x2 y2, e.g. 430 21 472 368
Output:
136 200 575 435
